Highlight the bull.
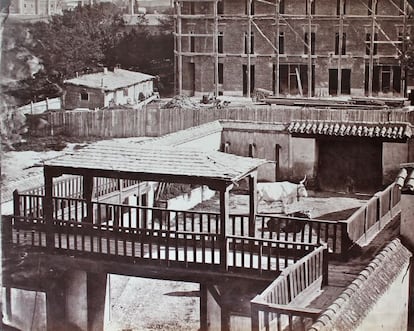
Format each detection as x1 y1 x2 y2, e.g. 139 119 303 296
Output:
257 176 308 209
266 211 312 234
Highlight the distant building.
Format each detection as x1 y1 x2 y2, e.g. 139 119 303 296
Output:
9 0 62 15
123 13 170 35
174 0 414 98
63 68 155 110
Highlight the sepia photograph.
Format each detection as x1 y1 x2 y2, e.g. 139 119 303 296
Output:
1 0 414 330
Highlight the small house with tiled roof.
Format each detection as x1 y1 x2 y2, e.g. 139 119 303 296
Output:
63 68 155 110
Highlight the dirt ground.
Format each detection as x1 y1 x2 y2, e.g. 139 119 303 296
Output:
106 275 200 331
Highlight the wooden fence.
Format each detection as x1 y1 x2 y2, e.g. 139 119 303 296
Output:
345 182 401 245
31 104 414 138
250 244 327 331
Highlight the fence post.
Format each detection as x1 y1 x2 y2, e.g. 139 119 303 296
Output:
322 245 329 286
250 300 261 331
340 221 351 260
13 189 21 217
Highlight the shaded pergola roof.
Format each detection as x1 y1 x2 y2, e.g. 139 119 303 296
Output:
44 144 269 188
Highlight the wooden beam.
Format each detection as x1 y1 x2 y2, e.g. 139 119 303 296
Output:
219 184 232 270
44 166 54 250
83 175 94 223
45 166 230 192
249 171 257 237
200 284 208 331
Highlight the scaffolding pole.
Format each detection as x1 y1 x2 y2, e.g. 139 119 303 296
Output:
214 0 219 97
275 0 280 96
338 0 344 95
247 0 252 98
403 0 408 97
368 0 377 97
176 1 183 95
307 0 312 97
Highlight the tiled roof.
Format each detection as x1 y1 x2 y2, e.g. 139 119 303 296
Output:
308 239 412 331
287 120 412 139
44 145 268 183
396 166 414 192
64 68 155 91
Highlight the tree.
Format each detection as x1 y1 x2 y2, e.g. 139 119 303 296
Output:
30 3 124 79
5 3 124 104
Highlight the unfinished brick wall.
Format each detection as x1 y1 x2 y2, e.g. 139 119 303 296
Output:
176 0 412 97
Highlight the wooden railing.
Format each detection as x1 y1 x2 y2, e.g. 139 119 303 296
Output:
7 215 321 277
17 177 142 217
345 182 401 245
10 193 326 277
226 235 320 274
251 244 327 331
256 215 345 256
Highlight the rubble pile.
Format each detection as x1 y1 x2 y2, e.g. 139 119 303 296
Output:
162 95 201 109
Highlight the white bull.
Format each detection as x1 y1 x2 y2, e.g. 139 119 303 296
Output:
257 176 308 207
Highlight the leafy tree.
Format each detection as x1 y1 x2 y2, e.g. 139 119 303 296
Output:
5 3 124 104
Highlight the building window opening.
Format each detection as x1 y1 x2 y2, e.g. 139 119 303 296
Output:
335 32 346 55
246 0 254 15
190 31 195 52
368 0 377 15
80 92 89 101
336 0 346 15
279 0 285 14
304 32 315 55
218 63 224 84
245 32 254 54
217 0 224 14
306 0 315 15
366 33 378 55
279 32 285 54
399 0 405 15
218 32 224 53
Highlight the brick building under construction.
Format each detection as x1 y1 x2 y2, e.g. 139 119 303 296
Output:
174 0 414 98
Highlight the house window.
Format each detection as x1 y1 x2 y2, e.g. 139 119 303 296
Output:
335 33 346 55
80 92 89 101
304 32 315 55
123 88 129 97
218 63 224 84
336 0 346 15
306 0 315 15
366 33 378 55
218 32 224 53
